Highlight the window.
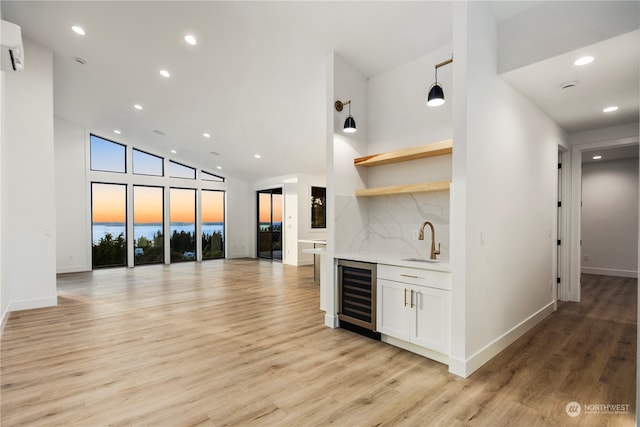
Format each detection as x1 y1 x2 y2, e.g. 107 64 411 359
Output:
169 161 196 179
91 183 127 268
202 170 225 182
134 186 164 265
170 188 196 262
90 134 126 173
133 149 164 176
311 186 326 228
202 190 225 259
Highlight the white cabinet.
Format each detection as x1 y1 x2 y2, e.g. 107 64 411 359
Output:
377 264 450 361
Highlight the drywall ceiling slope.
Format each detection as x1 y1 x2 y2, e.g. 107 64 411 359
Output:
1 1 453 182
497 0 640 74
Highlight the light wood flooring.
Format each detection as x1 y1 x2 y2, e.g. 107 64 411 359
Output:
1 260 636 426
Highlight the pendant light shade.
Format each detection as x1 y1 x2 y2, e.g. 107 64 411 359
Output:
427 55 453 108
343 115 356 133
427 83 445 107
335 100 357 133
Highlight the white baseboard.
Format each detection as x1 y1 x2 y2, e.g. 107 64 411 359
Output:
581 267 637 278
57 265 91 274
8 296 58 312
324 314 338 328
448 301 556 378
1 307 9 335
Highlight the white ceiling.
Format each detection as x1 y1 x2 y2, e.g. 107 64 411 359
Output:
501 30 640 134
2 1 639 182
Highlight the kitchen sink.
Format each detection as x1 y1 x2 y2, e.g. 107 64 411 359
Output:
401 258 440 263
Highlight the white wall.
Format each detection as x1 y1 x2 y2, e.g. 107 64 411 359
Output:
0 45 6 326
581 157 639 277
1 38 57 313
55 117 90 272
450 2 566 376
365 46 454 261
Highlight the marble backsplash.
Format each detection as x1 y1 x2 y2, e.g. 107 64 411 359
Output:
335 191 450 260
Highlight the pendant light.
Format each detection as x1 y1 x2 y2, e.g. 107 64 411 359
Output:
427 55 453 107
335 100 356 133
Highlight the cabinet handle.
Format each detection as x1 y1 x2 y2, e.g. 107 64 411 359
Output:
403 288 407 307
401 274 418 279
410 289 415 308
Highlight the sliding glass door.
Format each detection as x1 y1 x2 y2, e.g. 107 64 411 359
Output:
257 188 283 261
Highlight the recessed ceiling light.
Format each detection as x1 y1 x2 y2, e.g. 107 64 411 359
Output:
113 129 121 134
134 104 143 110
254 154 261 159
74 57 87 65
171 149 177 154
160 69 170 78
574 56 594 66
184 34 197 45
71 26 86 36
210 151 220 156
592 155 602 160
153 129 166 135
217 166 222 170
203 133 211 138
603 106 618 113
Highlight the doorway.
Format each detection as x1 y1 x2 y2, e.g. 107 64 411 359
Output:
567 138 639 302
257 188 283 261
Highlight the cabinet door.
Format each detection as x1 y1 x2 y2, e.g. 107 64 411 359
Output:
377 279 410 340
412 286 449 353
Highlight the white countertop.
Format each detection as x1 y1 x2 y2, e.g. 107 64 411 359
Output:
334 252 451 273
298 239 327 244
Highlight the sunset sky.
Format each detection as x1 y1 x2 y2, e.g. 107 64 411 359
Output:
202 190 224 223
134 186 163 223
93 184 224 224
92 183 126 222
258 193 282 223
170 188 195 223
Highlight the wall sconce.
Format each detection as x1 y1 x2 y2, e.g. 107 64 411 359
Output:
427 55 453 107
335 100 356 133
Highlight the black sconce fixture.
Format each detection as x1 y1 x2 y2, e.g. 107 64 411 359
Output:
427 55 453 107
335 100 356 133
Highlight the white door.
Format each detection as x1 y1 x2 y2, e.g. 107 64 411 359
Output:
377 279 410 340
412 286 449 354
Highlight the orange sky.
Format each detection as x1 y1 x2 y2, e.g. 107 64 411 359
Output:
134 186 163 223
93 185 225 224
202 190 224 222
259 193 282 223
170 188 195 223
92 183 126 222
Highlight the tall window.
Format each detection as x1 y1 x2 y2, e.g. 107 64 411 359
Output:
170 188 196 262
134 186 164 265
202 190 225 259
90 135 126 173
311 186 326 228
92 183 127 268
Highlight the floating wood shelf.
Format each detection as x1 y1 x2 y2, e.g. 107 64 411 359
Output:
355 181 451 197
354 139 453 167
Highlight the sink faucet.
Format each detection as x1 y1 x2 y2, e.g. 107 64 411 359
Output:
418 221 441 260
